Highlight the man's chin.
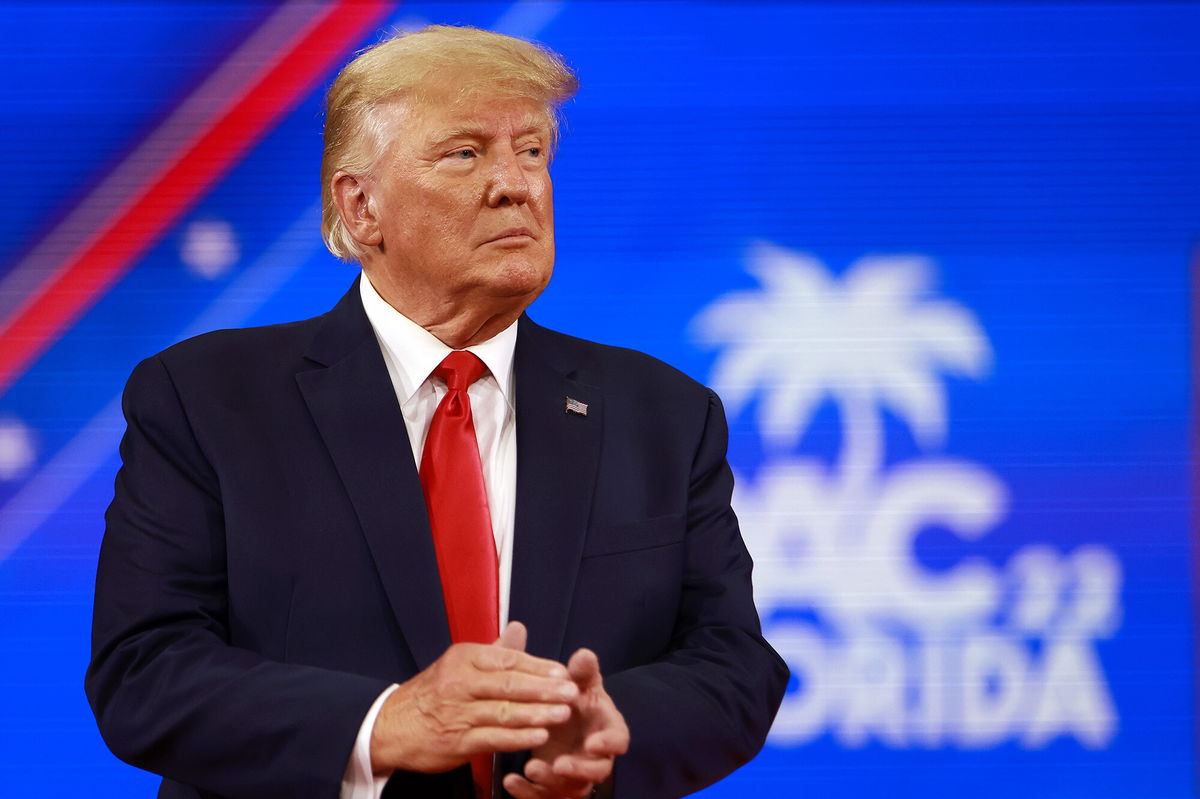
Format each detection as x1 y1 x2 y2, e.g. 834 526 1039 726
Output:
482 261 553 301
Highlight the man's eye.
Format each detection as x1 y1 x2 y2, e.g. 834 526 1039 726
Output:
451 149 475 159
525 147 541 158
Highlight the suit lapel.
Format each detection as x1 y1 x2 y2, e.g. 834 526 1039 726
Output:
295 281 451 670
508 318 602 661
293 287 599 668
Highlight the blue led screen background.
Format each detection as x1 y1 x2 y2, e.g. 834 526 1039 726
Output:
0 2 1195 796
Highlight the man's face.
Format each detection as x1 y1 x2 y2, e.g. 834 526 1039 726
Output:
359 92 556 325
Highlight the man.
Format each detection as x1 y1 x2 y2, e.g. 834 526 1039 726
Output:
87 25 788 799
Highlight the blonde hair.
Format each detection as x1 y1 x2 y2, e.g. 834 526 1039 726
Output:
320 25 579 262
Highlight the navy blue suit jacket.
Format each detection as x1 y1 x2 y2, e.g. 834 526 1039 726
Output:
86 280 788 798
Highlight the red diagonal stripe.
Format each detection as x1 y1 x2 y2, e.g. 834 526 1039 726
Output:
0 0 394 397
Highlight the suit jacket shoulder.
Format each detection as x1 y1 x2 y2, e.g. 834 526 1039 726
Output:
521 318 710 393
147 291 356 394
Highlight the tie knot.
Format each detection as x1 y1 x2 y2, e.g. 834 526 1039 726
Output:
434 350 487 391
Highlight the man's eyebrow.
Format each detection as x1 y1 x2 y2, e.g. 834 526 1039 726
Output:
426 114 551 150
514 112 552 138
428 123 488 150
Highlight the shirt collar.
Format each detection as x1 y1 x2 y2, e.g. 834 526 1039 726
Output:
358 271 517 405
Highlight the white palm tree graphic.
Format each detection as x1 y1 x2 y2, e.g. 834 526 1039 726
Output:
691 242 991 486
690 243 1121 750
691 241 1001 624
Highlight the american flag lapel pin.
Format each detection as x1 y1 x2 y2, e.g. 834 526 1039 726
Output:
565 396 589 416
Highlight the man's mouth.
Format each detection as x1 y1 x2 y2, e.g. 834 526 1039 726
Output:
484 227 535 244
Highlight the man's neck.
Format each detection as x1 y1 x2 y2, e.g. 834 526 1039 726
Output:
361 271 527 349
418 309 522 349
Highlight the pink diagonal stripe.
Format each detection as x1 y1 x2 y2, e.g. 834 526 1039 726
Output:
0 0 394 398
0 1 327 325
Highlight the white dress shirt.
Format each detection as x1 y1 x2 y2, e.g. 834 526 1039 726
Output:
342 272 519 798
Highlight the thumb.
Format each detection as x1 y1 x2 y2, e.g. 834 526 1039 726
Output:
496 620 528 651
566 647 601 689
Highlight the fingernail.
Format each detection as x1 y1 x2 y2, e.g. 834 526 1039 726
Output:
548 665 567 678
560 683 578 698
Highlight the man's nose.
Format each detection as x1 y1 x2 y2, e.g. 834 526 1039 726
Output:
484 149 531 207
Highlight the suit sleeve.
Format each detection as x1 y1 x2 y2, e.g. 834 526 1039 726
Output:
603 389 790 799
85 355 391 798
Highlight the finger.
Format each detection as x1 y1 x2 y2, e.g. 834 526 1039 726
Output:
502 773 553 799
460 725 550 755
472 644 570 680
497 620 528 651
585 727 630 757
469 699 572 728
551 753 614 784
469 670 579 703
566 647 601 690
525 757 594 798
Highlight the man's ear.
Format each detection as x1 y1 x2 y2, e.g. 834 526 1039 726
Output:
331 171 383 247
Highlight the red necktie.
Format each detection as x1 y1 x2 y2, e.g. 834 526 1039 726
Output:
419 351 498 798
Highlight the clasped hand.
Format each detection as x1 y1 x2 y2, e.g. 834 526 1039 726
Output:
371 621 629 798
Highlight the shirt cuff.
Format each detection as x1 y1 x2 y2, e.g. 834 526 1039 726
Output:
340 683 401 799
